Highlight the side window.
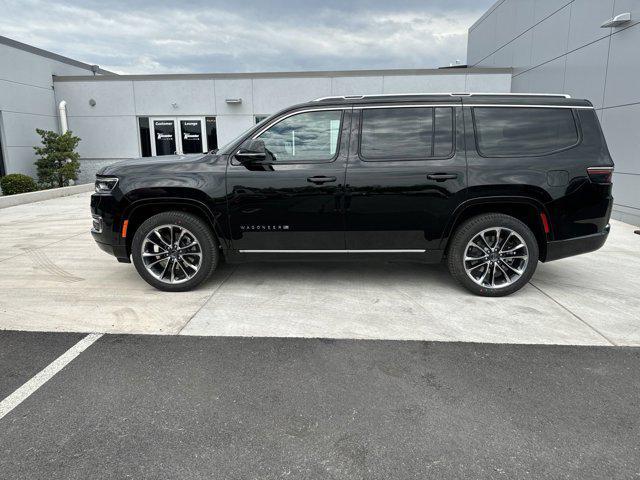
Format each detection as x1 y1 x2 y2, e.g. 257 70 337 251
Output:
473 107 579 157
360 107 454 160
257 110 342 162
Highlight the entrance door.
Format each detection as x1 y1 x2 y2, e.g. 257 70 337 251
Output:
149 117 208 156
179 119 204 153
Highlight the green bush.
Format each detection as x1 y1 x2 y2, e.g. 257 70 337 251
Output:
0 173 38 195
34 129 81 188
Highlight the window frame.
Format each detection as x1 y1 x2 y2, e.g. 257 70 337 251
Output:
471 106 583 159
357 104 457 163
247 107 347 165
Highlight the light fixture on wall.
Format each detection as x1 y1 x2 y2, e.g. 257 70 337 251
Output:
171 102 179 109
225 98 242 104
601 12 631 28
89 98 96 107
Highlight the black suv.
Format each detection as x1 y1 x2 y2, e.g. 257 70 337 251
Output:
91 93 613 296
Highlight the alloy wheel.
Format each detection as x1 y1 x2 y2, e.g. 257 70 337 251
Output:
141 224 202 284
463 227 529 289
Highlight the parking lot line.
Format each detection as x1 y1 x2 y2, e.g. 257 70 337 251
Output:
0 333 103 420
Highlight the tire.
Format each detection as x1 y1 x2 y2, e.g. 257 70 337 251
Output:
446 213 539 297
131 211 219 292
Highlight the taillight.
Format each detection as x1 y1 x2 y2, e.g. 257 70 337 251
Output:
587 167 613 184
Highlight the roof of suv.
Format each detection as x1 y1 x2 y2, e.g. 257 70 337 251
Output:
308 93 593 108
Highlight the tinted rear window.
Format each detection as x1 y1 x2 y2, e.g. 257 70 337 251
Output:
360 107 454 160
473 107 579 157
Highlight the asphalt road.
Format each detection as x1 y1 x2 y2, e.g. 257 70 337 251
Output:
1 332 639 479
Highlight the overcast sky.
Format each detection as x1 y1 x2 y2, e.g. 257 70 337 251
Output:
1 0 493 74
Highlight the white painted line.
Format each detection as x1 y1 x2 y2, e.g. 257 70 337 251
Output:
0 333 103 420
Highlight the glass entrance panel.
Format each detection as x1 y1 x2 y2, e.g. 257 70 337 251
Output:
153 120 176 156
180 119 204 154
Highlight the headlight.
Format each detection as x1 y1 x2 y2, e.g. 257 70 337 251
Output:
95 177 119 193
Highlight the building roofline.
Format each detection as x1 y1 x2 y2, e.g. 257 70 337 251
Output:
469 0 506 32
0 35 116 75
52 67 512 82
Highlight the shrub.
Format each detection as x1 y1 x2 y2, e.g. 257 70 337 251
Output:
0 173 38 195
33 129 81 188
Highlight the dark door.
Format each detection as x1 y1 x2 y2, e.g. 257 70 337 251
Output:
180 119 204 154
345 104 467 252
226 108 351 251
153 120 176 156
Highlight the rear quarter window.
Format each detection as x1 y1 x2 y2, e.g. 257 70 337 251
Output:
472 107 580 157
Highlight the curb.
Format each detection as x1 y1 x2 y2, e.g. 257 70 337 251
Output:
0 183 94 209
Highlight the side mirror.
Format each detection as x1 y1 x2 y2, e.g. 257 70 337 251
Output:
235 139 269 163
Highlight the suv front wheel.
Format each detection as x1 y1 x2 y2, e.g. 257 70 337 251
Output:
447 213 539 297
131 211 219 292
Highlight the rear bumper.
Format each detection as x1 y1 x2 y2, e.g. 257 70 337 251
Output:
544 225 609 262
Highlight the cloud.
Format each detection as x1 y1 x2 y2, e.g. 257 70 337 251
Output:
0 0 492 74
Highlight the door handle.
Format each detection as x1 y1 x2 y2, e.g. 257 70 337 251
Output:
427 173 458 182
307 176 337 184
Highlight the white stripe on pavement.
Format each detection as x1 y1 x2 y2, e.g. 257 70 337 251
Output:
0 333 103 420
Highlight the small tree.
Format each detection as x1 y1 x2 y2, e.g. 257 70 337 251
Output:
33 129 81 188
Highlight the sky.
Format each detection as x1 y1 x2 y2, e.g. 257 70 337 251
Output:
0 0 494 74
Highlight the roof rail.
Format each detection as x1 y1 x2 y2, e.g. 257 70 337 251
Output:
313 92 571 101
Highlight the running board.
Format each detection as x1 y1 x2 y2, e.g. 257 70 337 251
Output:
238 249 427 253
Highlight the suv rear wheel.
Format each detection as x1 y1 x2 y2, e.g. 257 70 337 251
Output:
131 211 219 292
447 213 539 297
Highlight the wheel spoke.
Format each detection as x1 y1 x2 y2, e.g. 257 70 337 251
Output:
159 258 171 279
468 260 490 271
500 259 525 275
146 257 168 269
153 229 170 248
501 243 525 254
176 260 190 279
496 262 510 283
499 231 514 252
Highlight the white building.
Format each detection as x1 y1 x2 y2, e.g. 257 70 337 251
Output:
0 35 511 184
467 0 640 225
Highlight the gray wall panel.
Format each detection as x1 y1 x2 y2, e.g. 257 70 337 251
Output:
466 73 512 92
381 74 466 94
3 146 39 176
603 23 640 108
216 114 255 147
612 173 640 212
530 4 571 66
55 80 135 117
534 0 571 23
66 116 139 159
134 80 216 116
252 77 331 113
515 56 566 94
511 30 534 74
567 0 614 51
0 80 55 116
0 112 58 148
214 79 253 115
601 103 640 175
563 38 609 108
331 76 384 96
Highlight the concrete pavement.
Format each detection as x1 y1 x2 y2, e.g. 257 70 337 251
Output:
0 192 638 345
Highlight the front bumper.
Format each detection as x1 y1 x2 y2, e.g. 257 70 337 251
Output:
544 225 610 262
91 192 130 262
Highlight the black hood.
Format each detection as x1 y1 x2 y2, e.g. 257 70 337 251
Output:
96 153 220 177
